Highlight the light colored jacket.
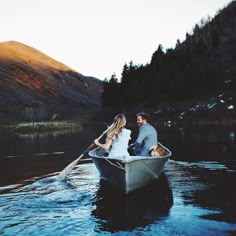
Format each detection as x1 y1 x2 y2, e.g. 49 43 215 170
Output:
135 124 157 156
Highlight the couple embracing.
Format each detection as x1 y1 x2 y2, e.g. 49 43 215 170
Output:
94 113 157 157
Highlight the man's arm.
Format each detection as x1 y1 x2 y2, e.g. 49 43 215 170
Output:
134 126 146 155
134 142 141 155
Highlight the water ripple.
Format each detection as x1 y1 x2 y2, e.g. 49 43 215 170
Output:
0 161 236 235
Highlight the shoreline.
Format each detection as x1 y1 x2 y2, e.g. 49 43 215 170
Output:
1 118 236 134
0 120 83 133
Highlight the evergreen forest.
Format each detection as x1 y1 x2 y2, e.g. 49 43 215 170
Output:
102 1 236 110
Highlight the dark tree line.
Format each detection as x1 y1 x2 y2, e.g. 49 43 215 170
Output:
102 0 236 108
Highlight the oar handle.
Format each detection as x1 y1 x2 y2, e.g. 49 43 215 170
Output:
88 143 95 149
83 143 95 154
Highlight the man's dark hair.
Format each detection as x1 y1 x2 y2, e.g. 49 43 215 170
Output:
136 112 150 122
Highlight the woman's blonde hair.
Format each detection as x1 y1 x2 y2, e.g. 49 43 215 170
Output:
106 114 126 140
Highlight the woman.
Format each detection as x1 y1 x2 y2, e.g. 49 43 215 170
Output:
94 114 131 157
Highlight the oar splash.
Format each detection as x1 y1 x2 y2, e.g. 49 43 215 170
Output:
57 125 112 180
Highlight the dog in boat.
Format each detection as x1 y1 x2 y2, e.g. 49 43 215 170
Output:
149 145 165 157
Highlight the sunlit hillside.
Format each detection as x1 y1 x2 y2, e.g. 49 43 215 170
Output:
0 41 103 122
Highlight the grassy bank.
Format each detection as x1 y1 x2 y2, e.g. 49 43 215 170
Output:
13 120 82 132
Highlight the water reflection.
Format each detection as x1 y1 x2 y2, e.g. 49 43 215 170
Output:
229 131 235 141
166 160 236 225
0 127 97 186
190 167 236 223
161 125 236 162
92 173 173 232
0 124 236 234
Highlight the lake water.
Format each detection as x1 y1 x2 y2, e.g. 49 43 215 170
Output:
0 124 236 235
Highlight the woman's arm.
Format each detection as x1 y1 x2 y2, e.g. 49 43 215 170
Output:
94 137 113 151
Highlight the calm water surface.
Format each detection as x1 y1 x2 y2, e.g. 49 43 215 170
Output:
0 125 236 235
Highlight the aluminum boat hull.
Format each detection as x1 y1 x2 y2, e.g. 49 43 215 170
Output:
89 142 172 194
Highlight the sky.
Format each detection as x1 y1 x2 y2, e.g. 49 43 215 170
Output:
0 0 233 80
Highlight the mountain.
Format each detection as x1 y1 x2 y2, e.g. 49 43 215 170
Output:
102 1 236 124
0 41 103 122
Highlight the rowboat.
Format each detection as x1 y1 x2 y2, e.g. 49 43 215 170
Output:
88 142 172 194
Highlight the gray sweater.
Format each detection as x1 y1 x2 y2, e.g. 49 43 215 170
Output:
135 123 157 156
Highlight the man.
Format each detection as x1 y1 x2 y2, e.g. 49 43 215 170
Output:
134 112 158 156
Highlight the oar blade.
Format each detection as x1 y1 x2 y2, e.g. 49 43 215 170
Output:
57 155 82 180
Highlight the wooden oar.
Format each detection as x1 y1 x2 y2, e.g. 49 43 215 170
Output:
57 125 112 180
